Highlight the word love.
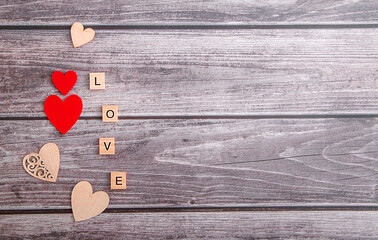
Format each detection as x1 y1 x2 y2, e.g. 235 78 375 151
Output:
91 74 126 191
44 71 82 134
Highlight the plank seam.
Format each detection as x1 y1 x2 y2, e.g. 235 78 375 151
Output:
0 24 377 30
2 114 378 121
1 206 378 215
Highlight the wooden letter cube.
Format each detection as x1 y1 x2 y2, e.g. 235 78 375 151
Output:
111 172 127 190
102 105 118 122
90 72 105 90
99 138 115 155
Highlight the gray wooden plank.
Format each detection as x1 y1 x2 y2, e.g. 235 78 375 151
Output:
0 0 377 25
1 211 377 239
1 118 378 209
0 29 377 117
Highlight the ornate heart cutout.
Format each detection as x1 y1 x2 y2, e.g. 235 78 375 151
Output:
23 143 60 182
44 95 83 134
71 181 109 222
52 71 77 95
71 22 95 48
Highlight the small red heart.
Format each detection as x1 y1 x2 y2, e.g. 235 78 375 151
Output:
52 71 77 95
44 95 83 134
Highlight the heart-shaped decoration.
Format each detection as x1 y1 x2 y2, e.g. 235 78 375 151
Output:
71 181 109 222
44 95 83 134
71 22 95 48
52 71 77 95
22 143 60 182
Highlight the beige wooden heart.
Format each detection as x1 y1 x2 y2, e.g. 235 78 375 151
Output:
71 181 109 222
71 22 95 48
22 143 60 182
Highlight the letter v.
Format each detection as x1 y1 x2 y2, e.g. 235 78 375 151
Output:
104 142 111 150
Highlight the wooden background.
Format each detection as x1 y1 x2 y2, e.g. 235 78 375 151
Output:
0 0 377 239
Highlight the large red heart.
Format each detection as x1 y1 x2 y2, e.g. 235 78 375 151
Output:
44 95 83 134
52 71 77 95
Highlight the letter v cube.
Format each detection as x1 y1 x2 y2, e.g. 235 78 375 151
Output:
99 138 115 154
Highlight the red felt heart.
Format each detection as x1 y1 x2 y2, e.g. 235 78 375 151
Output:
52 71 77 95
44 95 83 134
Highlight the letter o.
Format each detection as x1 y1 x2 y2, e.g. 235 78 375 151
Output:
106 110 115 119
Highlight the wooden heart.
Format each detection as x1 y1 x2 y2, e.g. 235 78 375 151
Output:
44 95 83 135
71 22 95 48
71 181 109 222
23 143 60 182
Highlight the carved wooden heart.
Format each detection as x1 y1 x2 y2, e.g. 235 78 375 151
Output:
22 143 60 182
71 181 109 222
71 22 95 48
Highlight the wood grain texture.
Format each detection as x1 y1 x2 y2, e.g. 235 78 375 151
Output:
0 0 377 25
1 1 377 237
1 29 377 117
1 118 378 209
1 211 378 239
